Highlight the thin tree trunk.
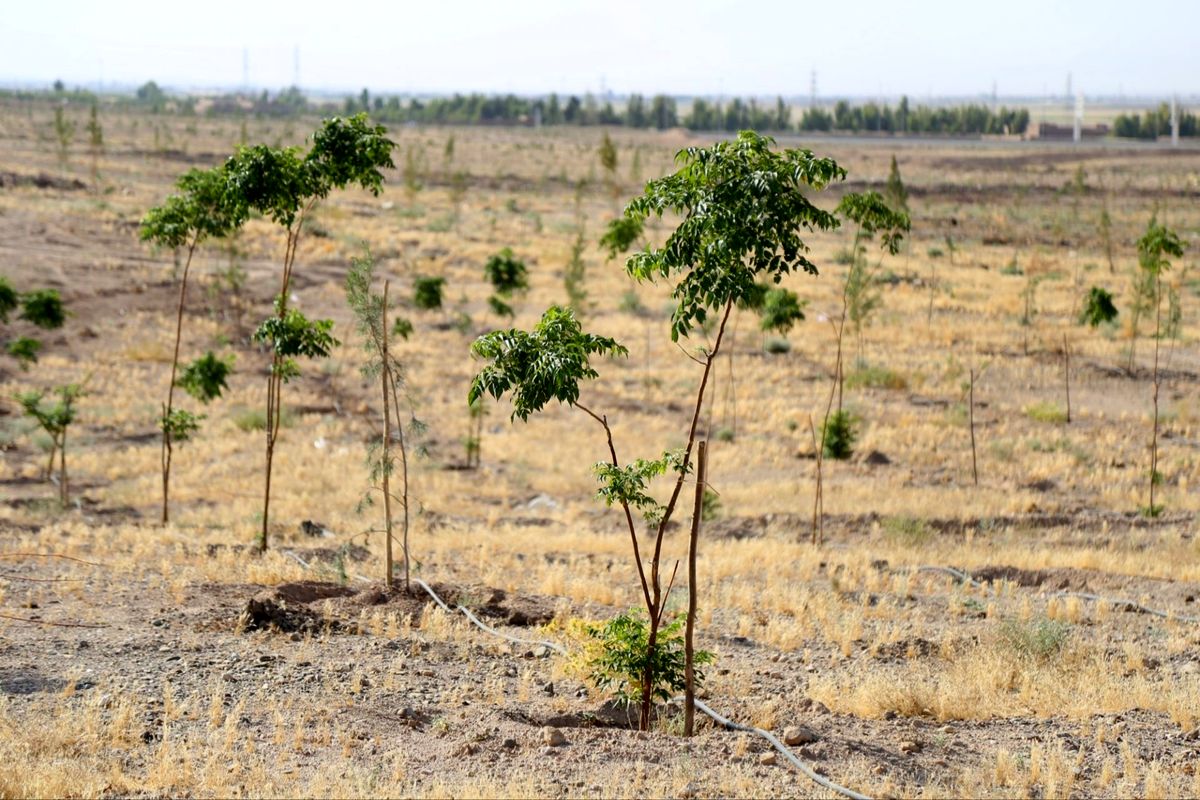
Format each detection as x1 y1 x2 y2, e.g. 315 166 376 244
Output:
1063 335 1072 424
260 214 307 552
381 281 394 590
684 440 707 737
969 368 978 486
58 429 68 503
162 236 199 524
809 415 823 544
1150 274 1162 513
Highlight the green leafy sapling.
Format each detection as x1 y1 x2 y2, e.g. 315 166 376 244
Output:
476 131 847 731
346 250 415 590
412 276 445 311
1135 221 1185 517
1 279 67 369
758 288 806 342
225 113 395 551
884 154 909 214
587 611 713 706
18 383 84 506
142 164 246 524
484 247 529 319
1079 287 1119 327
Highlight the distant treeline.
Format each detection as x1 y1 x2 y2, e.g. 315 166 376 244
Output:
1111 103 1199 139
798 99 1030 135
5 83 1196 140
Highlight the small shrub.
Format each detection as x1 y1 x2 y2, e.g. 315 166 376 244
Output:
1078 286 1119 327
763 337 791 354
714 427 735 443
882 515 932 547
821 409 858 460
234 406 294 432
701 487 722 521
587 611 713 707
846 364 907 390
998 617 1070 662
927 247 944 259
1025 401 1068 425
412 276 445 311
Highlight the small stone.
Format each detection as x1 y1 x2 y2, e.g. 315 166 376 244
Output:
783 725 819 746
872 765 887 776
533 645 551 659
542 726 566 747
759 751 778 766
501 738 518 749
899 740 922 754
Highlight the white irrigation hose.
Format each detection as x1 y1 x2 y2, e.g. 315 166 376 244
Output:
412 577 567 656
688 698 872 800
278 549 867 796
1050 591 1200 624
914 564 1200 624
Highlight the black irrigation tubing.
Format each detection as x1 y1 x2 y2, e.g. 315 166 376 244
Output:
278 548 871 799
914 564 1200 624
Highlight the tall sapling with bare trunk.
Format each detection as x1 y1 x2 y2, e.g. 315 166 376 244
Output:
225 113 396 551
346 250 417 590
474 131 846 730
142 165 245 523
1135 220 1184 516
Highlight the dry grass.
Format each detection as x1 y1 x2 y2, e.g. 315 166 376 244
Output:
1 99 1199 797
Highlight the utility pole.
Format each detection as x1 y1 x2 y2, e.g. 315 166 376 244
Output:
810 69 817 108
293 46 300 89
242 47 249 93
1073 92 1084 144
1170 95 1179 147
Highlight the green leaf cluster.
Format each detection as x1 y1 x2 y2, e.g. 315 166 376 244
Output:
587 611 714 706
758 287 806 336
253 305 339 382
835 190 911 256
601 130 847 340
1079 287 1119 327
468 306 626 421
140 165 246 249
160 408 204 442
1137 221 1185 275
1 278 66 367
822 409 859 460
484 247 529 319
223 113 395 227
593 450 686 524
177 351 233 403
18 384 84 438
412 276 445 311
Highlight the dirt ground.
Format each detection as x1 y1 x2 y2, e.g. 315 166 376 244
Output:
1 100 1200 797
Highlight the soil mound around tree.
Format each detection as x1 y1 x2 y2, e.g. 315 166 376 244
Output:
237 580 558 634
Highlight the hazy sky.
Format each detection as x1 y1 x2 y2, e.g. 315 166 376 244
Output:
3 0 1197 97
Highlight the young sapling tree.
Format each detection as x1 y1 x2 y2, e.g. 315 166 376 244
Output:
142 164 246 523
53 105 75 171
476 131 847 730
1135 221 1184 516
85 102 104 185
1079 286 1119 327
18 383 84 506
484 247 529 319
1 279 66 369
346 251 415 589
225 113 396 551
